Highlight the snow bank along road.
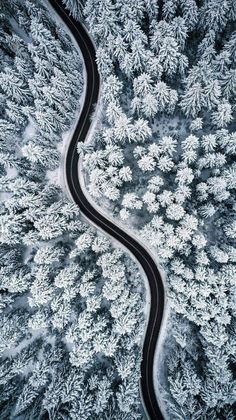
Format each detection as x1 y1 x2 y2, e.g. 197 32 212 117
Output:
49 1 165 419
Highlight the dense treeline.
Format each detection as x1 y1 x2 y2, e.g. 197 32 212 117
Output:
0 0 146 418
62 0 236 418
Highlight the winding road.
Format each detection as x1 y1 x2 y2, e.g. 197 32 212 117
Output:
48 1 165 419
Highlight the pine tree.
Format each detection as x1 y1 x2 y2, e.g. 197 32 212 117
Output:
181 83 203 117
62 0 83 19
0 67 32 104
211 101 233 128
221 69 236 98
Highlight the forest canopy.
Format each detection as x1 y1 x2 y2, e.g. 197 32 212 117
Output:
0 0 146 418
67 0 235 418
0 0 235 419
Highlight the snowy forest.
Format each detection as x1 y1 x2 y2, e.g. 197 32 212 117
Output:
0 0 146 418
69 0 236 418
0 0 235 419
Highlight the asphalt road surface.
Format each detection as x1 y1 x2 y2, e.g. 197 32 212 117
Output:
48 1 165 419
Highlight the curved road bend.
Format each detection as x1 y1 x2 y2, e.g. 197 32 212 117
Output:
48 1 165 419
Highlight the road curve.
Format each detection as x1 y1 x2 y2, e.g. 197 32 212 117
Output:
48 1 165 419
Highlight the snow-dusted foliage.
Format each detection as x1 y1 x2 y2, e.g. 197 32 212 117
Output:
77 0 236 418
0 221 144 418
0 0 145 418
